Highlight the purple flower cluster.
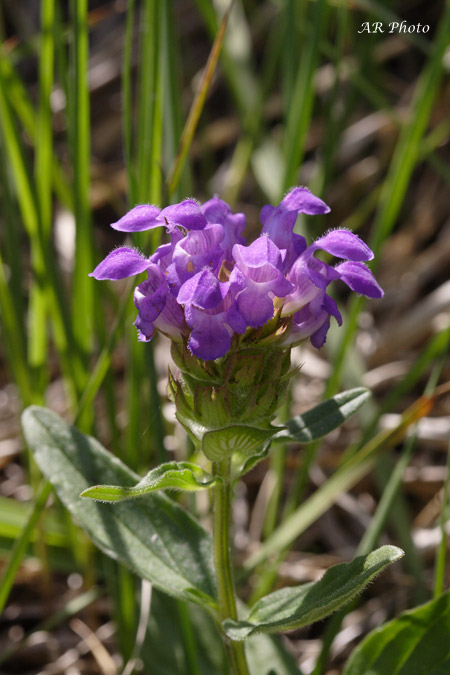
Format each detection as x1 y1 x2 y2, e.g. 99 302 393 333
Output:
90 188 383 361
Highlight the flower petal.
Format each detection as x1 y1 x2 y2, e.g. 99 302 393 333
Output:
306 258 339 290
134 318 155 342
310 318 331 348
260 204 308 272
280 187 330 215
154 294 185 341
110 205 161 232
134 265 185 342
170 224 225 291
160 199 207 230
312 229 374 261
149 228 184 268
281 259 320 316
202 196 246 260
323 294 342 326
233 235 283 272
284 303 328 346
235 284 276 328
89 247 149 280
177 269 228 310
336 261 384 298
185 306 231 361
134 284 166 324
225 304 247 334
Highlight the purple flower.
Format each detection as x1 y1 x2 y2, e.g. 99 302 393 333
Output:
286 292 342 349
202 196 246 262
110 205 161 232
279 228 382 346
185 289 246 361
149 227 184 270
89 247 150 280
159 199 208 231
261 187 330 271
90 188 383 360
165 224 226 298
177 268 229 310
177 267 246 360
335 261 383 298
307 229 373 263
134 264 185 342
230 236 293 327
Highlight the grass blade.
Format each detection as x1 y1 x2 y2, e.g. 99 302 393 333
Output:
244 392 435 572
161 0 191 200
35 0 55 234
316 1 450 400
0 481 53 614
69 0 94 387
0 247 33 403
0 47 48 395
166 2 232 198
434 440 450 598
122 0 137 202
136 0 162 204
370 2 450 257
0 43 72 208
282 0 327 193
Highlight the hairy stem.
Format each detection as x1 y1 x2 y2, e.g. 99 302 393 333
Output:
212 459 250 675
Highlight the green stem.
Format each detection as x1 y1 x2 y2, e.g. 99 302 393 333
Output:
212 459 250 675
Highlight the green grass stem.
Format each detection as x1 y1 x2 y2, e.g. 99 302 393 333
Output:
0 481 52 614
434 440 450 599
136 0 161 204
0 247 33 404
69 0 94 396
166 3 231 198
313 361 447 672
122 0 137 202
244 394 433 573
282 0 327 193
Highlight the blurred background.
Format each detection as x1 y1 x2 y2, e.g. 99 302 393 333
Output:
0 0 449 673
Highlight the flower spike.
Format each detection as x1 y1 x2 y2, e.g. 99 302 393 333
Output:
91 188 382 358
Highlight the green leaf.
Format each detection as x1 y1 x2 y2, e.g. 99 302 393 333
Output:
343 590 450 675
21 406 217 609
81 461 219 502
275 388 371 444
224 546 404 640
202 425 281 462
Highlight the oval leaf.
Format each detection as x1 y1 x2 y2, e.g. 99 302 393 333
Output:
224 546 404 640
343 590 450 675
21 406 217 609
275 388 371 444
81 462 219 502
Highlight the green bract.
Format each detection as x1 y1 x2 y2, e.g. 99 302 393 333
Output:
170 341 292 462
